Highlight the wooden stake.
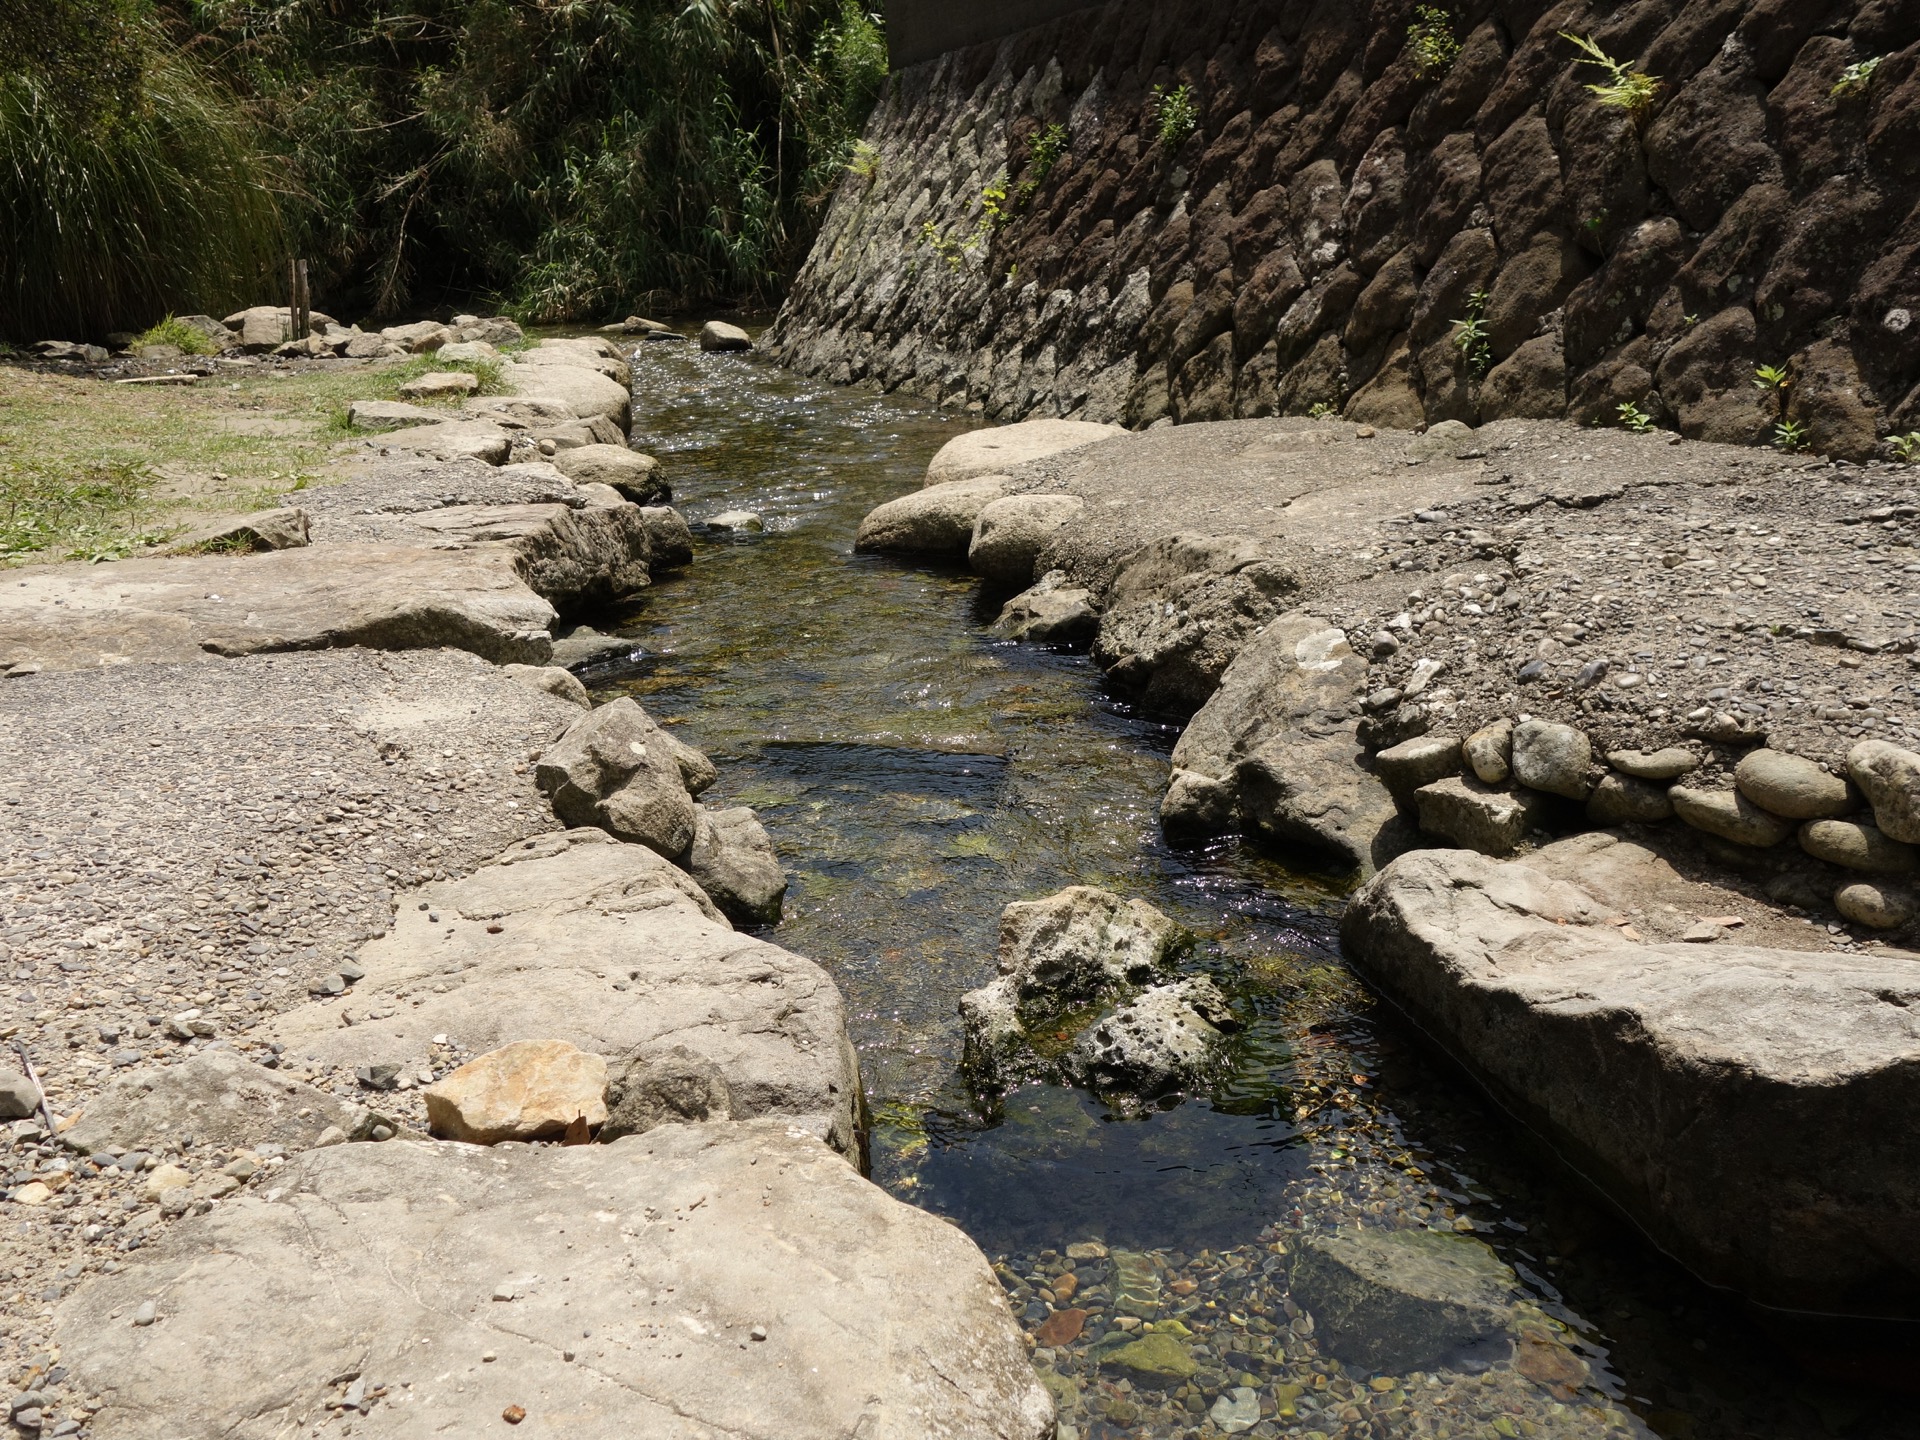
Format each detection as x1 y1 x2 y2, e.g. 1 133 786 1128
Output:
12 1043 58 1134
296 259 311 341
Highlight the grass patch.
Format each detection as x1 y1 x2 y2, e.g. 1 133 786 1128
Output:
0 456 167 562
135 315 217 356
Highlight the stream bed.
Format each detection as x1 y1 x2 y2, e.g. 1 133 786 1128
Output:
584 337 1905 1440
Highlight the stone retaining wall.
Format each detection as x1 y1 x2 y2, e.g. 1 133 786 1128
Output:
771 0 1920 459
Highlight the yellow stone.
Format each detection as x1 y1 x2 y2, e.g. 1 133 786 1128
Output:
423 1039 608 1145
12 1182 51 1206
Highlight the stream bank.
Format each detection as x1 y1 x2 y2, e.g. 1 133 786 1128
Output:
589 339 1917 1439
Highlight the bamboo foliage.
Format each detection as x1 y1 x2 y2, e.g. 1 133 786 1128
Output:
0 5 285 339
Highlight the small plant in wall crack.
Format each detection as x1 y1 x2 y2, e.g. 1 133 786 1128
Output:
1017 122 1070 208
1406 6 1462 78
1450 290 1492 379
845 140 881 182
1308 402 1337 419
1753 364 1790 391
1560 32 1662 114
1616 401 1656 433
1888 432 1920 463
1773 419 1809 453
1832 57 1882 99
1149 83 1199 150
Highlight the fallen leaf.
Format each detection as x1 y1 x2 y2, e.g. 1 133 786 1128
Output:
1621 926 1644 942
502 1404 526 1425
561 1115 591 1146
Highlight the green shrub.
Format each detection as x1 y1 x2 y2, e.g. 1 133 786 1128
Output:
1560 32 1662 114
1616 401 1655 433
1773 419 1809 453
1451 290 1492 378
1832 57 1882 99
1149 83 1199 151
1407 7 1461 78
134 314 216 355
0 3 283 341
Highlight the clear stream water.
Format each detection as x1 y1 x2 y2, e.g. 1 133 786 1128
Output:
583 338 1907 1440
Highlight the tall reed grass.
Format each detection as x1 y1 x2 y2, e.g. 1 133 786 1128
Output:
0 6 283 340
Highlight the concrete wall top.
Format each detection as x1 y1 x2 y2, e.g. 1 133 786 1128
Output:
885 0 1103 70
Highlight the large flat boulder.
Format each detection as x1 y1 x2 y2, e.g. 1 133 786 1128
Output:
401 498 653 611
53 1123 1054 1440
856 475 1013 555
266 830 862 1157
1341 844 1920 1317
925 419 1123 486
0 545 557 672
506 358 632 428
1164 609 1403 874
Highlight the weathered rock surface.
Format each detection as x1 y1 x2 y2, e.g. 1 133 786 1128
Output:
1413 776 1544 857
1800 818 1917 875
1065 977 1238 1096
1510 720 1593 801
699 320 754 352
1342 845 1920 1315
267 830 862 1157
162 507 310 554
534 698 712 858
1735 750 1856 820
347 399 443 432
1670 785 1797 849
1849 741 1920 844
994 570 1098 646
601 1045 733 1141
1165 611 1400 874
1374 735 1460 803
969 493 1085 586
364 419 513 465
398 370 478 400
960 887 1185 1087
60 1050 373 1156
53 1124 1053 1439
855 475 1011 554
0 545 558 672
925 420 1121 486
1290 1229 1521 1373
684 804 787 927
501 662 591 708
1606 747 1700 782
422 1039 608 1144
552 444 668 502
505 359 632 428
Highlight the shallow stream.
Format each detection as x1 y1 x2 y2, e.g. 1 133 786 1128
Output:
585 338 1905 1440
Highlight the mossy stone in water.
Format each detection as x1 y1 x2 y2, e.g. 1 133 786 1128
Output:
1290 1227 1519 1373
1106 1331 1198 1385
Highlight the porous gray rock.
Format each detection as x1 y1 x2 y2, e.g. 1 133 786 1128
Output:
1374 735 1461 802
993 570 1097 646
925 420 1122 486
0 1073 38 1120
436 339 500 366
1343 846 1920 1315
707 509 764 532
1511 720 1593 800
959 887 1186 1086
379 319 452 352
534 698 712 858
1412 776 1544 856
1164 611 1400 873
367 420 512 465
59 1049 372 1156
267 830 861 1156
1800 819 1918 875
1403 420 1480 463
684 805 787 927
1607 747 1700 781
699 320 754 352
1462 719 1513 785
1586 772 1674 825
53 1125 1054 1440
1290 1228 1520 1373
1670 785 1795 849
1735 750 1856 820
601 1044 733 1141
1065 978 1238 1096
855 476 1012 554
968 493 1086 587
550 625 636 669
1849 741 1920 844
551 444 667 503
